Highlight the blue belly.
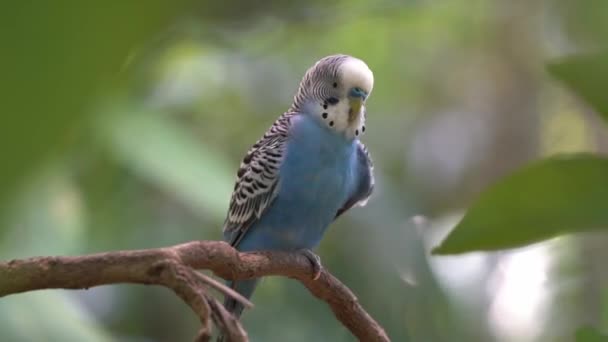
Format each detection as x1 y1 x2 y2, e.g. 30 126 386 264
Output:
237 114 356 252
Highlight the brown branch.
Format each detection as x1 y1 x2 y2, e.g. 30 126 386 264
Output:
0 241 390 342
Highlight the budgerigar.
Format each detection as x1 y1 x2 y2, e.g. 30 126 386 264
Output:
222 54 375 318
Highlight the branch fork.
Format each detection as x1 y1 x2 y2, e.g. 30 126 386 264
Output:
0 241 389 342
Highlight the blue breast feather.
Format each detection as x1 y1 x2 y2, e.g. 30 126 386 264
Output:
236 114 358 252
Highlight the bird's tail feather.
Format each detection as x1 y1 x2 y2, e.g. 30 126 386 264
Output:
223 278 258 318
218 279 259 341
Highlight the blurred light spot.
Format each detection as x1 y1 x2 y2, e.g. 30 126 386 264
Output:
487 244 550 342
422 213 489 293
540 101 593 155
399 270 418 287
151 45 227 107
421 213 551 341
51 181 83 231
410 214 429 233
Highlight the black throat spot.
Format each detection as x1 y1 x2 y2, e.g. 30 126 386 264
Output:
326 97 339 105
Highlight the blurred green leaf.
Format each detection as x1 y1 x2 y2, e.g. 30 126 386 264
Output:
433 154 608 254
0 292 112 342
0 167 85 256
0 2 191 205
547 52 608 122
552 0 608 46
575 325 608 342
96 105 234 220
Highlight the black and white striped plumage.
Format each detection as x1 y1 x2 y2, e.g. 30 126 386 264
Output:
223 112 295 247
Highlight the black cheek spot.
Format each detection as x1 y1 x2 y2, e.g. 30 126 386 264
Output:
333 82 338 88
362 125 366 132
322 113 328 119
355 129 359 136
327 97 339 105
329 121 334 127
323 104 328 109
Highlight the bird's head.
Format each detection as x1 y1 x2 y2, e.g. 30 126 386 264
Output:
291 54 374 139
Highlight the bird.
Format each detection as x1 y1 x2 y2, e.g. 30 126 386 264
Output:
222 54 375 319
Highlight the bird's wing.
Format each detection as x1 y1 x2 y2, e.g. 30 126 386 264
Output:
223 112 294 247
335 140 375 219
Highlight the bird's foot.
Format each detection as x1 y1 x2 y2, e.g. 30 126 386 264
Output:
298 249 323 280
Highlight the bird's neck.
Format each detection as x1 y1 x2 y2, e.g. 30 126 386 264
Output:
295 100 363 142
292 113 357 156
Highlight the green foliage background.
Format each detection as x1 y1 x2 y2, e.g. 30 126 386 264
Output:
2 1 608 341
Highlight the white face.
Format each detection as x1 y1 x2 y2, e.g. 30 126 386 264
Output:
316 56 374 140
339 58 374 97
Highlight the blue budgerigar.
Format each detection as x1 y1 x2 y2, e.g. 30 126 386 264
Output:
222 54 375 318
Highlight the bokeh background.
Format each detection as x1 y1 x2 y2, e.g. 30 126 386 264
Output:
2 1 608 341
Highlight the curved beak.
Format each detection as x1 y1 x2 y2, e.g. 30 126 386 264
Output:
348 97 363 123
348 87 367 123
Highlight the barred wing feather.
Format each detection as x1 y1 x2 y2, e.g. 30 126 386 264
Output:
223 112 293 247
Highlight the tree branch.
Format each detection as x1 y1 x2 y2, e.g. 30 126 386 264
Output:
0 241 390 342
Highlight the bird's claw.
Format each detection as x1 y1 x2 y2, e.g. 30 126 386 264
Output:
298 249 323 280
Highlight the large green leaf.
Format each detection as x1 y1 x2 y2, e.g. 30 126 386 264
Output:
433 154 608 254
547 52 608 122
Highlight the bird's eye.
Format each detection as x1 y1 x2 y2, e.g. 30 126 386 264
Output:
332 82 338 88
